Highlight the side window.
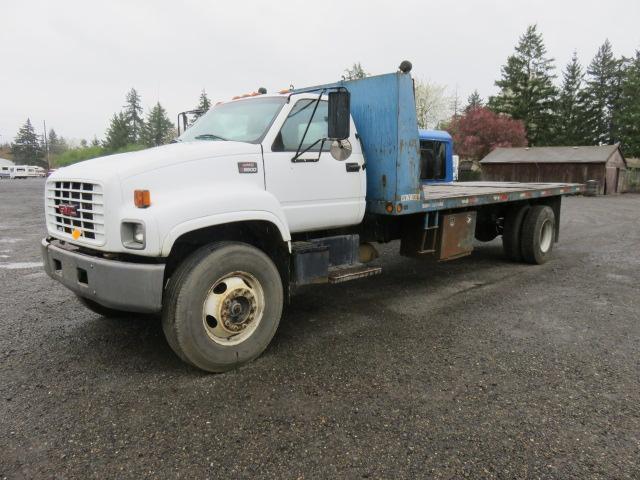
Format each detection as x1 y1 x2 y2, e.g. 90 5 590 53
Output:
272 100 328 152
420 140 447 180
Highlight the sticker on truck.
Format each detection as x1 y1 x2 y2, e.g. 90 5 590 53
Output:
237 162 258 174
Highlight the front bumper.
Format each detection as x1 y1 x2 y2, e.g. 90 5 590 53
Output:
41 238 165 313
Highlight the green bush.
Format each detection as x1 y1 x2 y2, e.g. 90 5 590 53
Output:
53 144 147 167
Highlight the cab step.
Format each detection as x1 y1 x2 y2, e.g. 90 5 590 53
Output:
328 264 382 284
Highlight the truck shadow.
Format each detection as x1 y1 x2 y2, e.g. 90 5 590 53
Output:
271 241 512 350
63 242 512 375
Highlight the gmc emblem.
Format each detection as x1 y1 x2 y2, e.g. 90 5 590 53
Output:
57 204 78 217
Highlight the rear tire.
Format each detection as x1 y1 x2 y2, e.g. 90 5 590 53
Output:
520 205 556 264
502 204 530 262
162 242 283 372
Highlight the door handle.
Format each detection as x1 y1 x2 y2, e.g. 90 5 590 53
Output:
345 162 360 172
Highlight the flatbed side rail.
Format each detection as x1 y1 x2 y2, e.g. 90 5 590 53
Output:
367 182 585 215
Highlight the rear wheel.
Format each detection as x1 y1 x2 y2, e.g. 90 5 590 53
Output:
502 204 530 261
162 242 283 372
520 205 556 264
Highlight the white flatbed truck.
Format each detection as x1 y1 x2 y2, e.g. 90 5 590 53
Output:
42 65 583 372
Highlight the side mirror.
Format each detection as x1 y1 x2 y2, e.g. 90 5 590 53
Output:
328 90 351 140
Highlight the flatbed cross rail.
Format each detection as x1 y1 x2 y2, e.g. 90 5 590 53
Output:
419 182 584 212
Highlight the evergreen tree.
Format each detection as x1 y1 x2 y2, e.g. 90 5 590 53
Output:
123 88 144 143
579 40 623 145
554 51 585 145
488 25 558 145
47 128 68 155
90 136 101 147
342 62 369 80
465 90 483 112
142 102 176 147
103 112 130 151
11 119 44 166
613 50 640 157
47 129 58 153
193 90 212 120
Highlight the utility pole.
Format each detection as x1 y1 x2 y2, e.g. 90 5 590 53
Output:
43 120 50 169
452 85 460 118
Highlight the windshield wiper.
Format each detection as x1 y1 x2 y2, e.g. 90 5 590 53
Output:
194 133 228 141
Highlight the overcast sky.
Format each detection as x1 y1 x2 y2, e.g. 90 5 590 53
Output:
1 0 639 144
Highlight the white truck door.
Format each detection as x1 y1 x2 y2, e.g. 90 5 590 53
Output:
262 98 365 233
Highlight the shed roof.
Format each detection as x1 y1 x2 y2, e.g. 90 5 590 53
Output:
480 145 622 164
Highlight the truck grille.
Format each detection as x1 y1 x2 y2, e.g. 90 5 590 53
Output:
46 181 105 245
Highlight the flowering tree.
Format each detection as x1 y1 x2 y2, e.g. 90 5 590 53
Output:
446 107 527 161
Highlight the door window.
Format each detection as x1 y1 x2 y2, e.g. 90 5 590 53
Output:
272 99 328 152
420 140 447 180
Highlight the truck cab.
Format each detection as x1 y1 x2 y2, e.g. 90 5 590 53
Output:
419 129 454 184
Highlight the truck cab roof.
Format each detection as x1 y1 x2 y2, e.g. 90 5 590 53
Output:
419 129 452 142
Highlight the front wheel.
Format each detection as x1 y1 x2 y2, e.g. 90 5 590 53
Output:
162 242 283 372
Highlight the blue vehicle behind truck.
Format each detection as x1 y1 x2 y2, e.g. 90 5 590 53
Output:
42 64 583 372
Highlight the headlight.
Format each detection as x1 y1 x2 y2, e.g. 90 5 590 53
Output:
121 221 146 249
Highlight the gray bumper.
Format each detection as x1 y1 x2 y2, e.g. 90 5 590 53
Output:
41 239 165 313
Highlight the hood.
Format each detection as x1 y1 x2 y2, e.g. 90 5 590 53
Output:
51 141 262 181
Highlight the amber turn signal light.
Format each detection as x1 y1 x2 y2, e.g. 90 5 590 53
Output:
134 189 151 208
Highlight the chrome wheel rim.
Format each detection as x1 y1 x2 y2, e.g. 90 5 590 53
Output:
202 272 265 346
539 219 553 253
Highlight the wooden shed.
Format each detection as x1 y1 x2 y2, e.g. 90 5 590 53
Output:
480 145 626 195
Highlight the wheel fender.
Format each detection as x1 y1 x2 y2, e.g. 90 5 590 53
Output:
161 210 291 257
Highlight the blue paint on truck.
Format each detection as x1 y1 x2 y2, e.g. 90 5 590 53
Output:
295 72 456 214
419 129 454 184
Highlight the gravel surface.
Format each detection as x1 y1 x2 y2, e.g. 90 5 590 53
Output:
1 179 639 479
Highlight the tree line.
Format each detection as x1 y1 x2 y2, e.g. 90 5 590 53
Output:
451 26 640 160
5 88 213 168
489 25 639 153
347 26 639 160
6 28 638 169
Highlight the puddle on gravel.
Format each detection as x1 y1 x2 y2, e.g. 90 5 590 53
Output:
0 262 43 270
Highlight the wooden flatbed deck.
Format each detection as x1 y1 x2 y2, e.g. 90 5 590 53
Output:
419 182 584 212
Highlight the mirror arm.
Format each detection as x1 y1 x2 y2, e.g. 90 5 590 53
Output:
291 138 327 163
291 89 326 162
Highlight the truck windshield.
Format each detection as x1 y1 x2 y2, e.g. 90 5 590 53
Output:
178 97 286 144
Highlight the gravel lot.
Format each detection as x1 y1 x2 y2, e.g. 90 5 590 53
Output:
1 178 639 479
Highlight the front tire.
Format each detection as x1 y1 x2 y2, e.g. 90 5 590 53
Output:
162 242 283 372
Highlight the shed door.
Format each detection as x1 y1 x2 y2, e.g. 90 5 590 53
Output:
605 167 619 194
